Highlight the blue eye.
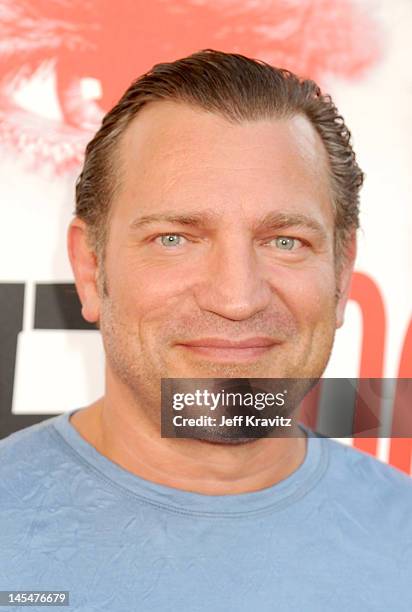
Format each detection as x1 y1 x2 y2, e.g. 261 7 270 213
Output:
159 234 184 247
274 237 299 250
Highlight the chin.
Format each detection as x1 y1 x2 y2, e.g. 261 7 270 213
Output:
167 359 286 379
196 436 259 446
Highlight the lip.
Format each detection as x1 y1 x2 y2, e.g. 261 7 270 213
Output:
176 337 279 362
179 337 278 348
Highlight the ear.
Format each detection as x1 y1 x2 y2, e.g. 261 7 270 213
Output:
67 218 101 324
335 231 357 329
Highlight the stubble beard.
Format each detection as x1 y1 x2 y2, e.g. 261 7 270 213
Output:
99 290 337 444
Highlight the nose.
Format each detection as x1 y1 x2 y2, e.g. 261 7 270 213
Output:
192 236 272 321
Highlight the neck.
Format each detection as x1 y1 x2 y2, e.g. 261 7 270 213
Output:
70 384 307 496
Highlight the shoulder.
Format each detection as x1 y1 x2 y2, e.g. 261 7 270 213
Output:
0 415 73 504
316 434 412 530
322 435 412 491
0 415 63 460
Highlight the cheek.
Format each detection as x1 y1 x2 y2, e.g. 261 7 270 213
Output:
109 255 197 320
272 264 337 326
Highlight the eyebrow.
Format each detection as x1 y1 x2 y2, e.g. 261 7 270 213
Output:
129 210 328 240
129 211 219 231
253 211 328 240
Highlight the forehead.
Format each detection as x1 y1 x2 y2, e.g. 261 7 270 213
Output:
114 100 332 225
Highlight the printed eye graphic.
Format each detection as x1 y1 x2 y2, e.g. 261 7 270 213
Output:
0 0 380 178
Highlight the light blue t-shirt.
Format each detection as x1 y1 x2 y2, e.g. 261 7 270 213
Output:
1 408 411 612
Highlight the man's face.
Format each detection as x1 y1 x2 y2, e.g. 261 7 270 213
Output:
90 101 353 411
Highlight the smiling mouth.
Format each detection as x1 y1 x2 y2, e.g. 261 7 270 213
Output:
176 337 280 362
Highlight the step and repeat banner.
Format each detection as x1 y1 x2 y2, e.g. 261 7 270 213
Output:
0 0 411 471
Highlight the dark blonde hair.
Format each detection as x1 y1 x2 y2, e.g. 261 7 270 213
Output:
76 48 363 275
